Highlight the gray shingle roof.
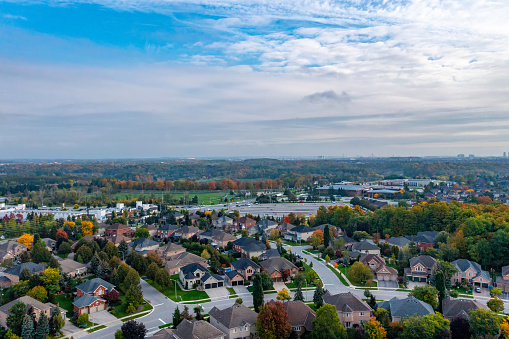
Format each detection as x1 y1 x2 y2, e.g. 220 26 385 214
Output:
259 257 297 275
352 240 379 251
180 263 208 276
280 300 315 331
209 303 257 329
201 272 224 283
377 296 434 319
291 225 313 233
387 236 411 247
172 319 225 339
76 278 115 294
259 249 280 261
158 224 179 232
73 294 104 308
442 296 487 319
409 255 437 269
231 258 260 271
323 291 372 313
224 271 243 280
452 259 481 273
130 237 159 250
256 219 278 228
4 262 45 277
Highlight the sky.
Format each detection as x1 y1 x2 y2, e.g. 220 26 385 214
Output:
1 0 509 159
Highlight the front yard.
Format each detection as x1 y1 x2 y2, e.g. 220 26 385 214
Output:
338 266 378 288
55 294 74 318
146 279 209 302
286 262 314 289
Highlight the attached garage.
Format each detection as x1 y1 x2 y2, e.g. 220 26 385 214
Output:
205 284 211 289
212 283 218 288
231 281 239 286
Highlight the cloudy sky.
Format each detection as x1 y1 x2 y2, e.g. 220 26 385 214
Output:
1 0 509 158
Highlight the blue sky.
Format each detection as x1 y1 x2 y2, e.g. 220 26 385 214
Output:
1 0 509 158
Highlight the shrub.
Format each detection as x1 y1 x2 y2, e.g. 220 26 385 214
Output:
77 314 89 326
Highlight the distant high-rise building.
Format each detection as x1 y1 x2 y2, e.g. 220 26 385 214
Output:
469 154 475 158
504 152 507 158
457 154 465 158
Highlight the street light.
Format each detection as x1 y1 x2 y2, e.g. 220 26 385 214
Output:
170 279 178 300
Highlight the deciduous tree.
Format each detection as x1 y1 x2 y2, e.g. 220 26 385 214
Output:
308 304 347 339
468 309 500 338
347 261 373 285
17 234 34 249
121 320 146 339
256 301 291 339
27 286 47 302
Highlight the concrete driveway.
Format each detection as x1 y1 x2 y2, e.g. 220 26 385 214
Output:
233 285 249 295
378 280 398 288
88 310 121 326
273 282 287 292
206 287 229 299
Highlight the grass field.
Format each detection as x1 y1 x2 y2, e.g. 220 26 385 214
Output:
337 266 377 287
146 279 209 302
54 294 74 318
286 262 314 289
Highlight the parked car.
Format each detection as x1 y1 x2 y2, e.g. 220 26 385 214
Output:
475 287 481 293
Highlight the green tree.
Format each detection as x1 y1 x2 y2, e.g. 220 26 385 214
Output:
118 240 129 260
21 315 34 339
259 271 274 290
487 297 504 312
172 307 181 329
77 313 89 326
76 245 93 263
134 228 150 239
373 308 390 328
435 271 446 312
122 268 140 292
400 313 449 339
7 302 26 336
253 274 264 312
34 314 49 339
409 284 439 310
347 261 373 285
308 304 347 339
49 308 64 336
145 262 159 281
30 240 52 264
57 241 72 255
468 309 501 337
155 268 171 288
125 284 144 310
294 284 304 301
27 286 47 303
104 241 120 258
323 224 331 248
490 287 502 298
313 280 325 309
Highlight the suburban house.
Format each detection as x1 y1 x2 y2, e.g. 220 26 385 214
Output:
129 237 160 255
212 216 234 230
0 251 14 264
179 263 209 289
258 219 279 236
107 234 132 247
0 240 27 258
276 300 315 337
259 257 298 282
496 265 509 293
359 254 398 282
199 229 223 242
376 296 434 322
211 233 238 249
225 270 245 286
258 249 280 261
230 258 260 281
338 235 358 248
322 291 373 328
233 217 256 232
384 236 411 249
232 237 266 258
157 242 186 260
157 224 179 239
405 255 437 282
0 296 66 328
209 303 258 339
349 240 380 255
42 238 57 252
141 224 158 237
154 319 225 339
4 262 46 283
173 226 200 240
278 222 295 236
58 258 87 277
407 231 440 251
284 225 315 242
105 223 132 237
165 252 208 275
442 296 487 320
74 278 116 315
451 259 492 288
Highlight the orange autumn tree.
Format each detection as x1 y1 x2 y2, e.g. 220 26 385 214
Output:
309 230 324 249
18 233 34 249
501 317 509 338
81 221 94 235
63 220 76 228
363 317 387 339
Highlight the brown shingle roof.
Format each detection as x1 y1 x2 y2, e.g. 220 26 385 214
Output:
209 303 257 329
323 291 372 313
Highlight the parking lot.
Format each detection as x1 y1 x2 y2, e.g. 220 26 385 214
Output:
234 202 348 218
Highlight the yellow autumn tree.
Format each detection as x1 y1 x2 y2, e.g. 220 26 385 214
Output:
500 317 509 338
276 288 292 301
363 317 387 339
81 220 94 235
17 233 34 249
63 220 76 228
41 267 62 286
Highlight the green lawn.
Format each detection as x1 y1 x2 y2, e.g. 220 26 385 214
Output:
287 262 314 289
282 241 308 247
87 325 106 333
227 287 236 295
147 279 209 302
453 286 473 295
327 265 349 286
54 294 74 318
337 266 377 287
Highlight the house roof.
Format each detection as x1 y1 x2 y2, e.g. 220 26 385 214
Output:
259 257 297 275
214 215 232 223
158 224 179 232
107 234 131 245
0 296 53 315
130 237 159 250
359 254 385 266
171 319 225 339
73 294 104 308
200 229 223 238
291 225 314 233
236 216 256 224
242 242 266 253
280 300 315 330
259 249 280 261
180 263 208 276
225 270 243 280
278 223 295 232
106 223 130 231
232 237 258 247
212 233 237 243
352 240 379 251
231 258 260 271
338 235 358 244
4 262 45 276
41 238 57 246
165 252 207 270
409 255 437 269
209 303 257 329
375 265 398 275
200 272 224 283
377 296 434 319
176 226 200 235
442 296 487 319
76 277 115 293
158 242 185 256
142 224 157 231
452 259 481 273
323 291 372 313
59 259 87 273
387 236 411 247
256 219 278 228
0 241 27 252
503 265 509 277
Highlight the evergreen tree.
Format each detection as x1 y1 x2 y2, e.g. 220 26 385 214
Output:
7 302 26 336
118 240 129 260
21 315 34 339
35 314 49 339
49 308 64 336
293 285 304 301
253 274 264 312
435 271 447 312
323 225 330 248
90 253 101 274
172 307 181 329
313 281 325 309
180 306 193 321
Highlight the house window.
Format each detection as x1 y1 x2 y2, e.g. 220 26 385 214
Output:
360 312 364 316
345 322 351 328
346 313 350 318
469 272 472 277
233 328 236 333
294 326 301 331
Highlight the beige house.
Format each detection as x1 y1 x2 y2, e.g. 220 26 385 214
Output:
211 233 237 249
323 291 373 328
59 258 88 277
209 303 258 339
157 242 186 260
165 252 208 275
451 259 492 288
0 241 27 258
404 255 437 282
0 296 66 328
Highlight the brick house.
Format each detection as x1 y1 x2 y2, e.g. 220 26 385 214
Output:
211 233 237 249
322 291 373 328
274 300 315 337
360 254 398 281
157 242 186 260
105 223 132 237
451 259 492 288
0 240 27 259
73 294 106 315
73 278 116 315
404 255 437 282
230 258 260 281
165 252 208 275
407 231 439 251
259 257 298 282
233 216 257 232
496 265 509 293
0 296 66 328
157 224 179 239
173 226 200 240
225 271 245 286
